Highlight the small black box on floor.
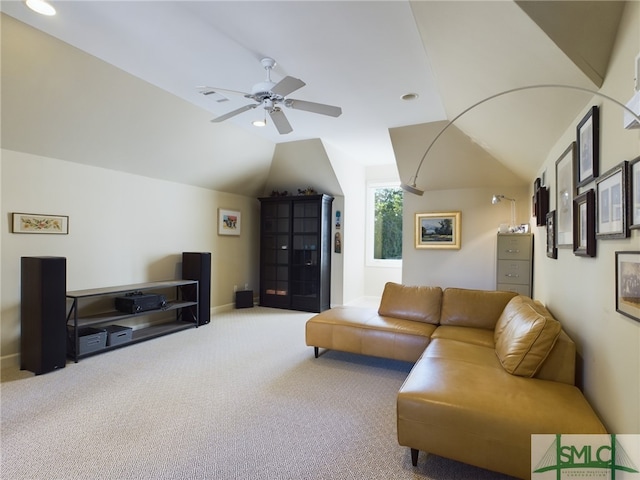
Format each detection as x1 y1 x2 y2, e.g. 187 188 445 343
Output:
78 327 107 354
104 325 133 346
235 290 253 309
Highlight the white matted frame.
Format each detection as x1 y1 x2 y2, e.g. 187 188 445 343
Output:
596 161 629 239
555 142 577 247
218 209 241 236
576 105 600 188
415 211 461 250
616 251 640 323
12 213 68 234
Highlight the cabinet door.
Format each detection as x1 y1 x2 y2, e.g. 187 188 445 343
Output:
291 199 320 310
260 200 291 308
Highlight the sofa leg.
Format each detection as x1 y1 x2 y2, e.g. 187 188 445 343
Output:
314 347 319 358
410 448 419 466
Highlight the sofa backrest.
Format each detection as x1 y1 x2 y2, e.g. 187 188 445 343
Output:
378 282 442 324
440 288 518 330
494 295 562 377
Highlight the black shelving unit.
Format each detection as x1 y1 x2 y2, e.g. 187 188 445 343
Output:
66 280 199 362
259 194 333 313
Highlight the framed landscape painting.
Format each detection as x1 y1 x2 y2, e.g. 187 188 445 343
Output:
415 211 461 250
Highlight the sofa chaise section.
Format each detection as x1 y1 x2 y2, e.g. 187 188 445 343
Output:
305 284 443 363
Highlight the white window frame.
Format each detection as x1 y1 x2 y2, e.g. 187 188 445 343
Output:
365 181 402 268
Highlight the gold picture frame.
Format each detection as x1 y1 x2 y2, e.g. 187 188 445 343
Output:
415 211 461 250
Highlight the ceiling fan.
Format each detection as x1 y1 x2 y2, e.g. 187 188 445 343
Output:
199 57 342 134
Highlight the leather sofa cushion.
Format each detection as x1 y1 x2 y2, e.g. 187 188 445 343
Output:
378 282 442 324
494 296 562 377
430 325 495 348
440 288 518 329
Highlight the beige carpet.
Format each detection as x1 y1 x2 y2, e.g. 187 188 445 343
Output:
1 307 516 480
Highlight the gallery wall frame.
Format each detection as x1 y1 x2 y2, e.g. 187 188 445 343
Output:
218 209 241 236
415 211 461 250
546 210 557 259
555 142 577 247
12 213 69 234
573 189 596 257
595 160 629 239
630 156 640 229
615 251 640 323
576 106 600 188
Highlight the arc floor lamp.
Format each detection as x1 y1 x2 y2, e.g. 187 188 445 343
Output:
401 84 640 196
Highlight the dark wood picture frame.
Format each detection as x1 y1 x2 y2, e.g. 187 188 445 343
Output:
555 142 577 247
546 210 557 259
596 160 629 239
573 189 596 257
615 251 640 323
576 106 599 188
630 156 640 230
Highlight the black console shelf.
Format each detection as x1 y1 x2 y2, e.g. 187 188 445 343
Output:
66 280 199 362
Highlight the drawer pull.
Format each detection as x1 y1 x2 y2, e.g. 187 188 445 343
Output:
505 274 520 278
506 249 520 253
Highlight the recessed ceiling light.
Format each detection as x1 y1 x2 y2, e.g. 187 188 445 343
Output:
252 119 266 127
401 93 419 101
25 0 56 16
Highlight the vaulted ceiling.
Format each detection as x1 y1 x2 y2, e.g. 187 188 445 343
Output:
0 1 626 195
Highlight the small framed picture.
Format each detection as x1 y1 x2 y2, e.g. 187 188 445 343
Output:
596 160 629 239
415 211 461 250
630 156 640 229
546 210 557 259
573 189 596 257
615 251 640 323
12 213 69 234
218 209 241 236
576 106 599 188
555 142 577 247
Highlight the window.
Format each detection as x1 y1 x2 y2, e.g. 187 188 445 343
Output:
366 183 403 266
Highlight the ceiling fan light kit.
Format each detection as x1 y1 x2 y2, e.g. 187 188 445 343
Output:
200 57 342 134
25 0 56 16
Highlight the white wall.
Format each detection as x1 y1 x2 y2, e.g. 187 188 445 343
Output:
402 186 530 289
1 149 260 362
532 1 640 434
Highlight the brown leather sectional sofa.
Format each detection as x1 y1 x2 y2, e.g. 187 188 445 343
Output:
305 282 607 479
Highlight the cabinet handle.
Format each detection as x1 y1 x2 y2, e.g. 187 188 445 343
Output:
505 273 520 278
506 249 520 253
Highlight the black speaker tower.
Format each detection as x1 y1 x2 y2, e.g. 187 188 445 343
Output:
21 256 67 375
182 252 211 325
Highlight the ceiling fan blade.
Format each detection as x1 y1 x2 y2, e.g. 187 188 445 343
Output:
198 86 251 98
269 109 293 135
211 103 257 123
284 99 342 117
271 76 306 97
